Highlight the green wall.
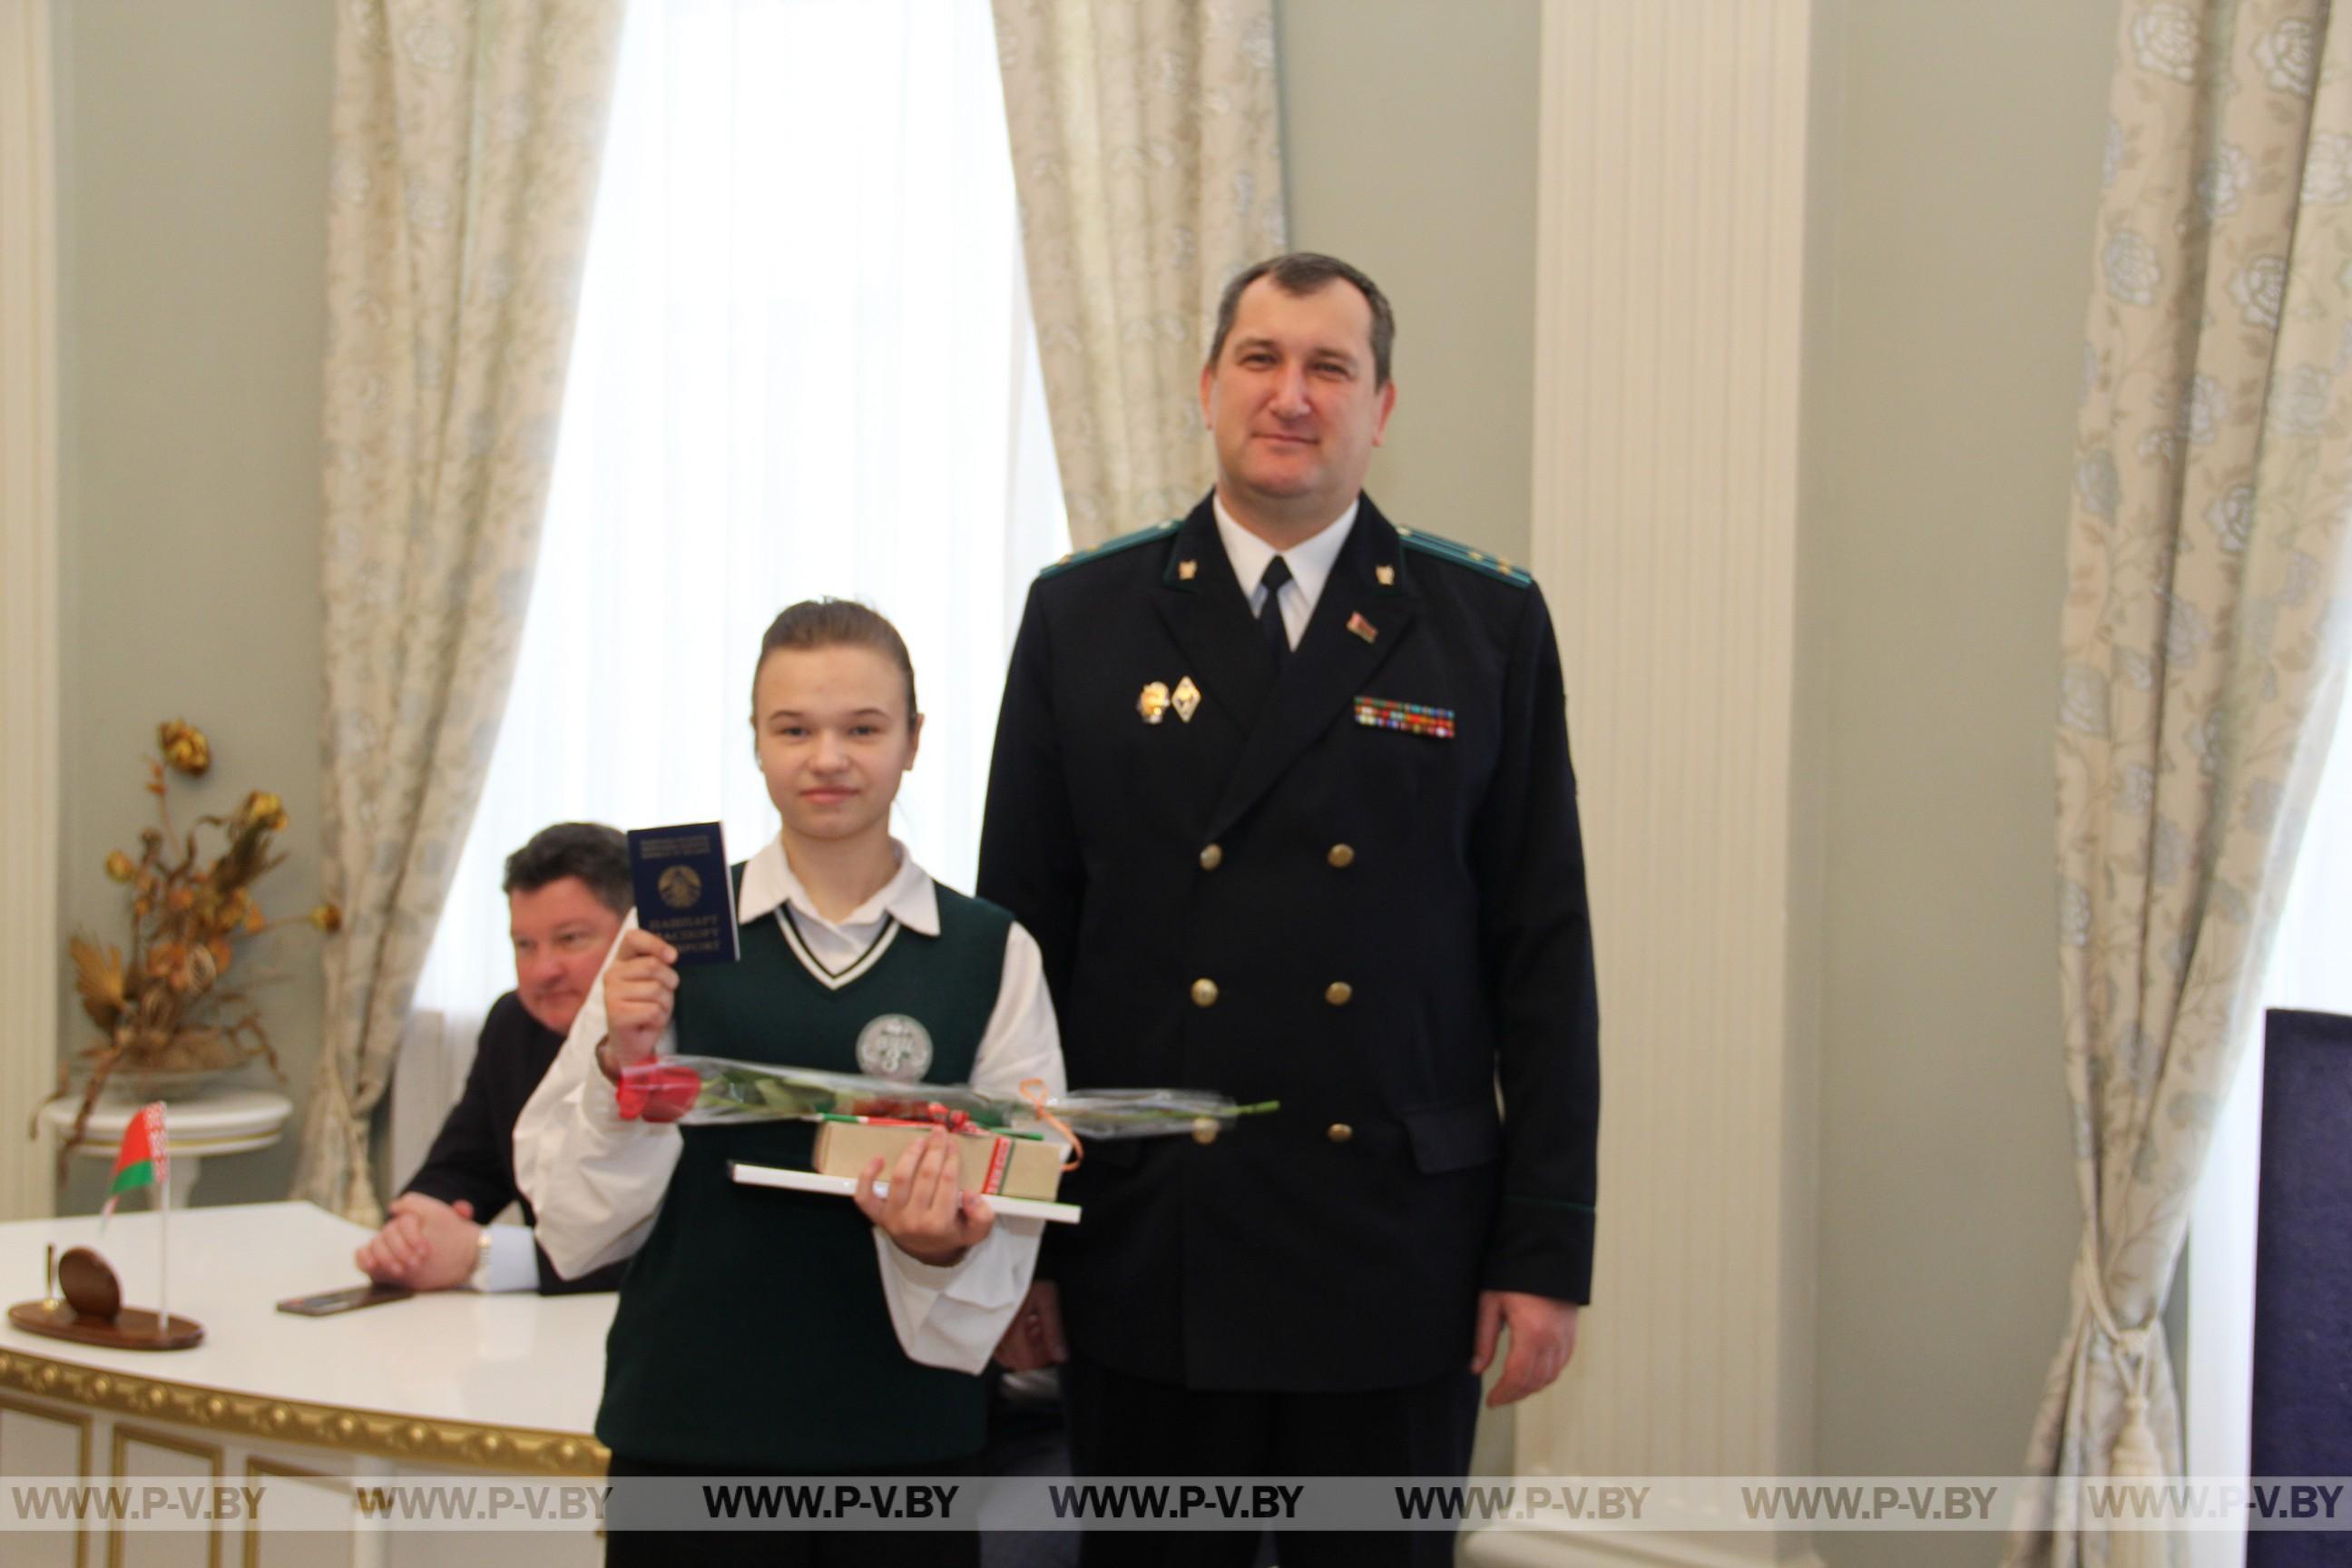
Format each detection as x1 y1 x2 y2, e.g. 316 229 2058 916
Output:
1279 0 1540 566
1800 1 2116 1556
53 0 334 1209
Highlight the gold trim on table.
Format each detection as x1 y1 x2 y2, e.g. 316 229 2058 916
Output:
0 1348 607 1475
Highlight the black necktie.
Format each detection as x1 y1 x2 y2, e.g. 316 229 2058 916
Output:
1258 556 1294 672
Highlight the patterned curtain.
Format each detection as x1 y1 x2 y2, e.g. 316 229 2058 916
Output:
296 0 624 1220
991 0 1288 547
2009 2 2352 1562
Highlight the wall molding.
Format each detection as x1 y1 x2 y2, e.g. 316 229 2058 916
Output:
0 0 61 1222
1498 0 1816 1557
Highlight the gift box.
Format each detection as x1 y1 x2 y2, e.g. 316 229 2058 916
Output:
811 1118 1065 1200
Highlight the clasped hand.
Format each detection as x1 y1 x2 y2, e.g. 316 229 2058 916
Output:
354 1192 481 1291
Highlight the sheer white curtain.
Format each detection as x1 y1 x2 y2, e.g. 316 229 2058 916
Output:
393 0 1068 1185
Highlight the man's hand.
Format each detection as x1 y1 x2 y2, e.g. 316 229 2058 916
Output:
853 1129 995 1268
353 1194 482 1291
993 1279 1069 1371
601 927 680 1068
1470 1290 1580 1408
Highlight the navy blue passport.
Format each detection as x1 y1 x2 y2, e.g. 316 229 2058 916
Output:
627 823 740 965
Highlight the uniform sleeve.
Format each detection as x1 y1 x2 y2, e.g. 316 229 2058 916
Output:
871 920 1065 1372
514 912 684 1283
1474 583 1602 1303
401 1003 525 1220
976 581 1085 1016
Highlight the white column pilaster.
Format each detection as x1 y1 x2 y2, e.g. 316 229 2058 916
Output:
1 0 62 1221
1475 3 1818 1563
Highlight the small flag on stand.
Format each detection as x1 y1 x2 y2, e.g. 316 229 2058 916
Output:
100 1102 173 1338
100 1102 168 1224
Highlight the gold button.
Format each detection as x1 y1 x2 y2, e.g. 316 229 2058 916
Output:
1327 1123 1354 1143
1325 982 1353 1006
1200 844 1223 871
1191 978 1220 1008
1327 843 1355 868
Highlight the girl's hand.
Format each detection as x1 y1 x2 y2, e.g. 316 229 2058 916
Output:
601 927 679 1065
854 1129 995 1267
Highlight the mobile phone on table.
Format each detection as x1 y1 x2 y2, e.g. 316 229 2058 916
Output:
276 1283 414 1316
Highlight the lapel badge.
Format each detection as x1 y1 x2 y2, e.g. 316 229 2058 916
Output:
1178 559 1199 581
1138 681 1171 724
1347 612 1378 643
1171 676 1202 723
1375 564 1396 587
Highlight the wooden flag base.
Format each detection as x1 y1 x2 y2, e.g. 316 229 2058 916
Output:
8 1298 203 1350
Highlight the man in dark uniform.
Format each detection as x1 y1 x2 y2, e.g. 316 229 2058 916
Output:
978 253 1598 1566
355 823 630 1294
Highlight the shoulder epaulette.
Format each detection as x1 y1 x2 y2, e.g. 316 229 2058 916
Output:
1038 519 1181 579
1396 526 1533 587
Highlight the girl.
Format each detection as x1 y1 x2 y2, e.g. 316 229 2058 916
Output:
515 600 1063 1567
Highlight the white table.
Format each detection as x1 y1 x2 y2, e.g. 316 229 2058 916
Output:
0 1201 611 1568
36 1087 294 1206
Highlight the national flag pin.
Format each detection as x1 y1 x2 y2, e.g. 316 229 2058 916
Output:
1347 612 1378 643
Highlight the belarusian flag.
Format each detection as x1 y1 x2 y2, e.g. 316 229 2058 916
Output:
101 1102 168 1220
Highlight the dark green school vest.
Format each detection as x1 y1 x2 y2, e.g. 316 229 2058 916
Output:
596 872 1014 1469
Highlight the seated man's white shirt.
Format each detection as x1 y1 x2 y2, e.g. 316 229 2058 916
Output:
477 1223 537 1292
514 836 1063 1372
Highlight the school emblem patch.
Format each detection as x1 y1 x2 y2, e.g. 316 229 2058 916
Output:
856 1014 934 1081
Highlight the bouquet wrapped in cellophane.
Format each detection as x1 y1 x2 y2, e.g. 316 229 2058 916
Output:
614 1054 1275 1146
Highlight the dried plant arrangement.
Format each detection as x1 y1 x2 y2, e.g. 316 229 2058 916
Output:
43 720 340 1168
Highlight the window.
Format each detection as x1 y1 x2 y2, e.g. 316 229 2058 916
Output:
393 0 1067 1181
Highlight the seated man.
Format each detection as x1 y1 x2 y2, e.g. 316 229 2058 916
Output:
357 823 632 1293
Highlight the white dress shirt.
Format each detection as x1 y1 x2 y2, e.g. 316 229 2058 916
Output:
514 835 1064 1373
475 1222 537 1292
1212 493 1360 649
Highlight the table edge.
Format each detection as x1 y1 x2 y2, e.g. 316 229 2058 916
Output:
0 1343 608 1475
